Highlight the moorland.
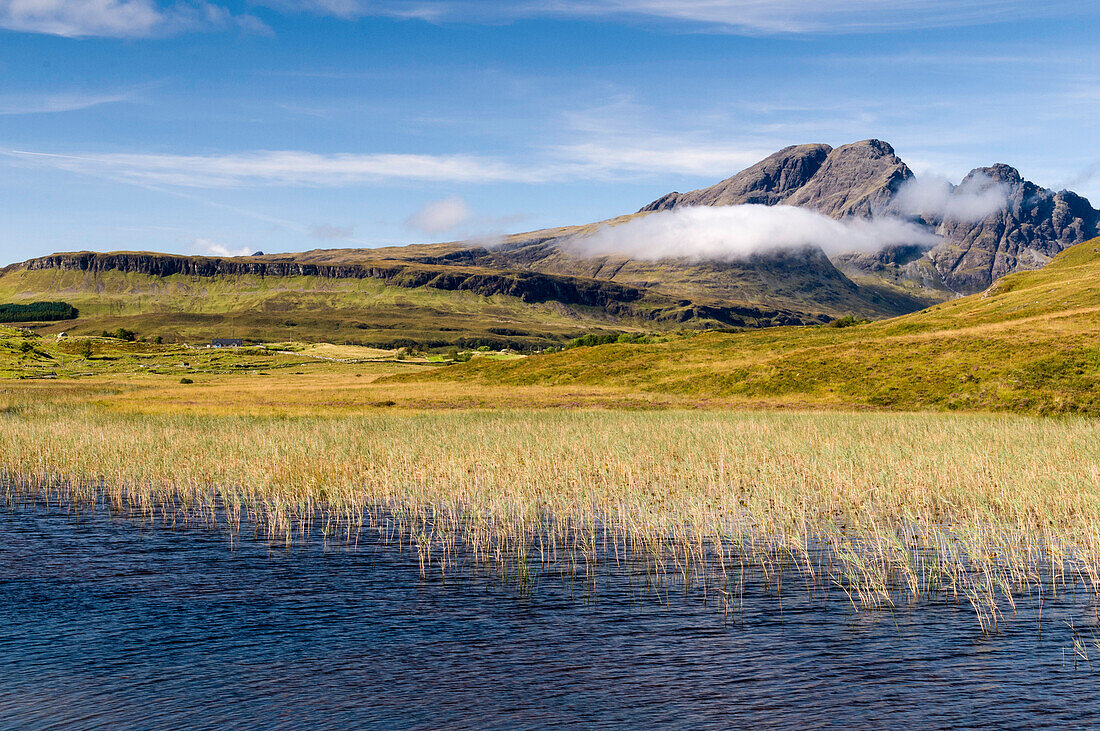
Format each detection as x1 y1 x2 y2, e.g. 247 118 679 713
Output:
3 141 1099 632
2 238 1099 632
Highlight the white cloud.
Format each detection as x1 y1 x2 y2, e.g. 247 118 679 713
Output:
894 172 1010 222
5 149 533 186
545 0 1052 33
192 238 253 257
0 0 267 38
0 0 1076 37
0 90 130 115
264 0 1073 34
568 205 937 261
5 141 778 187
553 141 769 179
404 196 471 236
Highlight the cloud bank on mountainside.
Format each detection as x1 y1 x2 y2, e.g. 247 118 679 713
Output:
893 172 1011 223
567 204 938 261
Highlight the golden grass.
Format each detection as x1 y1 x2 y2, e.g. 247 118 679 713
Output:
399 239 1100 415
3 402 1099 632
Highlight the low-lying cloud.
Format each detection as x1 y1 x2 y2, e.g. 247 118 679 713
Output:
568 205 938 261
894 172 1010 222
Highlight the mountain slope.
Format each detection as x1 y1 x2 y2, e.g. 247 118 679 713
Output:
4 139 1094 344
642 140 1100 295
0 249 835 346
402 237 1100 414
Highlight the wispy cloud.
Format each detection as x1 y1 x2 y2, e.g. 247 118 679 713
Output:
4 149 533 186
4 140 778 187
0 90 132 115
403 195 528 240
893 172 1011 222
553 140 768 179
263 0 1075 34
404 196 471 236
547 95 779 178
0 0 1081 38
0 0 267 38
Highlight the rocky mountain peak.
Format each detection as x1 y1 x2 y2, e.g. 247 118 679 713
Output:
783 139 912 218
639 142 831 212
963 163 1023 186
640 138 912 219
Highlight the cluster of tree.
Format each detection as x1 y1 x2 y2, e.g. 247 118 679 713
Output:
101 328 138 341
0 301 78 323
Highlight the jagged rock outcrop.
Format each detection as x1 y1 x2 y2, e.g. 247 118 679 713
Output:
926 165 1100 292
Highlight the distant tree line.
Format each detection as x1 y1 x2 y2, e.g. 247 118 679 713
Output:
0 301 78 323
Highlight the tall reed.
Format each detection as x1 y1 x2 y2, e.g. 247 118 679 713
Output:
3 403 1099 631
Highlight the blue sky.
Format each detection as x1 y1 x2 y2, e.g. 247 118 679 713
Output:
0 0 1097 265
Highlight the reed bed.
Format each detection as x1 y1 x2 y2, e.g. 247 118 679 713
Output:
3 402 1099 632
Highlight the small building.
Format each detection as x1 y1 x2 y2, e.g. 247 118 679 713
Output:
211 338 243 348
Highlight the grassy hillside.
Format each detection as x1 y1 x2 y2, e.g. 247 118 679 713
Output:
5 238 1097 416
0 267 641 349
0 210 943 349
400 238 1100 414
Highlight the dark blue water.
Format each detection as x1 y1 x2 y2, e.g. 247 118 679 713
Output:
3 509 1100 730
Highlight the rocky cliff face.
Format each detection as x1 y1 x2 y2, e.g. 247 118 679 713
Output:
12 251 647 308
8 251 824 328
642 140 912 218
926 165 1100 292
641 141 1100 294
640 143 833 211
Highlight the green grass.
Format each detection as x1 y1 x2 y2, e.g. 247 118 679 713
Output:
402 238 1100 415
0 268 639 349
4 237 1099 416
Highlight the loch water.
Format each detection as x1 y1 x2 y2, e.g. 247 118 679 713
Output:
3 507 1100 730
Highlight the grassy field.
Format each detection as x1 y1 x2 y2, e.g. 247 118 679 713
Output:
406 238 1100 415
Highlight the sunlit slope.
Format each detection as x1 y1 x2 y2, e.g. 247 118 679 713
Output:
0 268 634 348
407 238 1100 414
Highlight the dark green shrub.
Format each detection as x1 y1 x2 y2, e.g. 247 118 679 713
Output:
827 315 865 328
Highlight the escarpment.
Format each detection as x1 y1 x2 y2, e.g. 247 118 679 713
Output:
7 251 825 328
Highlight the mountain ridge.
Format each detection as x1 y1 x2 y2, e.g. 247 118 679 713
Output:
2 139 1095 345
641 139 1100 294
